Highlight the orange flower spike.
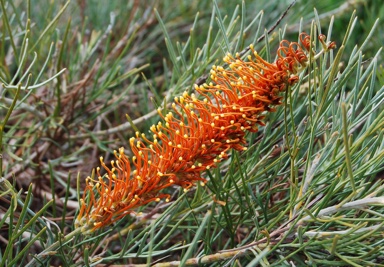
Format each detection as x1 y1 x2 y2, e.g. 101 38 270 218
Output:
75 148 160 232
77 33 335 232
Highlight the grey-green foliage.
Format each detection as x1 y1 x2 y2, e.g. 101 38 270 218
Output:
0 0 383 266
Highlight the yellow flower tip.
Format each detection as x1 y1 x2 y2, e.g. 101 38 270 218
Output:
243 147 247 151
157 107 162 112
211 139 215 143
168 141 172 146
191 165 196 169
179 157 183 161
194 84 199 89
206 166 210 170
177 144 182 148
166 198 170 202
156 198 160 202
170 179 174 183
183 134 188 138
200 182 205 187
99 156 103 162
183 188 189 193
198 163 202 167
135 131 140 137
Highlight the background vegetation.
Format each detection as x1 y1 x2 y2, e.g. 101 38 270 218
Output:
0 0 383 266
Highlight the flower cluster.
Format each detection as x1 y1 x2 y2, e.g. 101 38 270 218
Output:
76 33 334 232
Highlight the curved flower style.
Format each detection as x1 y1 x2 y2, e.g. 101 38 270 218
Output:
76 33 334 232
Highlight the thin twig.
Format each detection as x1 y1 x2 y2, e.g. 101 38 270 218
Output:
69 107 160 139
0 97 45 120
303 223 384 238
299 196 384 224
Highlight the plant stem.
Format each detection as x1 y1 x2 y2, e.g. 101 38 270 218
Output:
26 228 82 267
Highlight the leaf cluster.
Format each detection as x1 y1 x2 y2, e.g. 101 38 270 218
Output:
0 0 383 266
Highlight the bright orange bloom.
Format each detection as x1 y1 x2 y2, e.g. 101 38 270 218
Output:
76 33 332 233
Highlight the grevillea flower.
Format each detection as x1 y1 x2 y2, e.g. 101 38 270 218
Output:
76 33 335 232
